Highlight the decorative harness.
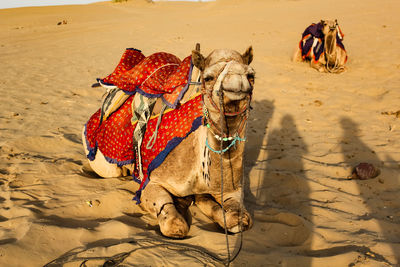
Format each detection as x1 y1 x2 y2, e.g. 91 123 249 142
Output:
201 60 251 154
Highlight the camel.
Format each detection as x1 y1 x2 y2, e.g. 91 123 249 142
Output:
82 45 255 238
293 19 348 73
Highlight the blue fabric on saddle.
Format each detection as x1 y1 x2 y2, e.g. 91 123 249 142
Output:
299 22 346 62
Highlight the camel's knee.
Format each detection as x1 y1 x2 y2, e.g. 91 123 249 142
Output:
141 183 189 238
195 194 252 233
157 203 189 238
223 198 253 233
311 61 326 73
141 183 174 215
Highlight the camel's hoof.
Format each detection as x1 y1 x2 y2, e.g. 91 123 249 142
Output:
158 205 189 238
225 210 253 233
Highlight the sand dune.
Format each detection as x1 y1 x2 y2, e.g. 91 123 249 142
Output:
0 0 399 266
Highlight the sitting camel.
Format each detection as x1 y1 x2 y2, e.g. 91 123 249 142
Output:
82 45 255 238
293 19 348 73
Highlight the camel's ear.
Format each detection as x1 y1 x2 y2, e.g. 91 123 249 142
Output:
192 43 205 71
242 46 253 65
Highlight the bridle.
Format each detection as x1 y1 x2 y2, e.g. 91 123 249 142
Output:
201 60 252 154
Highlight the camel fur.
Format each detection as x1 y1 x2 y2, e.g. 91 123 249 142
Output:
82 45 255 238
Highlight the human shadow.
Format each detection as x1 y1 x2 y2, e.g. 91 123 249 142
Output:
223 99 274 263
339 117 399 265
256 114 310 214
249 114 312 265
243 99 274 207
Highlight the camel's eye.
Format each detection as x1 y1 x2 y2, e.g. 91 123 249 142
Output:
204 76 214 82
247 73 255 83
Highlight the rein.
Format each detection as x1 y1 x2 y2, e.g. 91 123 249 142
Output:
199 58 251 266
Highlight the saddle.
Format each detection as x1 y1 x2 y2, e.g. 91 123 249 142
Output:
85 48 203 202
96 48 201 112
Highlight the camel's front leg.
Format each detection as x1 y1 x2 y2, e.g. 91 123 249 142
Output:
310 60 327 73
140 183 189 238
195 194 252 233
336 49 348 73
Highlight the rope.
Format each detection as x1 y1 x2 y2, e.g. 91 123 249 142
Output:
227 98 250 264
218 90 231 266
199 58 252 266
214 80 249 266
146 103 168 149
44 237 225 266
140 63 180 87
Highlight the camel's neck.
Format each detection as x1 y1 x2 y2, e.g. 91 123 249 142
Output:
325 31 337 58
200 117 247 193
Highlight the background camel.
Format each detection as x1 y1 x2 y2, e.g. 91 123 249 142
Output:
293 19 348 73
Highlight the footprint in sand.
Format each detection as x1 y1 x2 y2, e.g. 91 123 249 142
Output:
0 178 33 245
254 211 311 246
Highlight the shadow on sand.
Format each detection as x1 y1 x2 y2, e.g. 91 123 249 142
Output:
339 117 399 265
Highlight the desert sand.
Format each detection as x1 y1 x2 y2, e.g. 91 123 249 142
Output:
0 0 399 266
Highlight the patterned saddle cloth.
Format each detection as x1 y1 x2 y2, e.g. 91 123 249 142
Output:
97 48 198 108
299 22 346 62
84 48 203 202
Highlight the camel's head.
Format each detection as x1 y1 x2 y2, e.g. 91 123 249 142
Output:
192 45 254 104
191 44 255 134
321 19 339 54
320 19 338 36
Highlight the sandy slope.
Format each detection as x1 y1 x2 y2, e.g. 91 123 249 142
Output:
0 0 399 266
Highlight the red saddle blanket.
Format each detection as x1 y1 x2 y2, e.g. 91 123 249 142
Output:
98 48 194 108
85 49 203 202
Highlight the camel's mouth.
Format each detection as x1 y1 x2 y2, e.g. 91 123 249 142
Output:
222 89 251 101
223 98 249 115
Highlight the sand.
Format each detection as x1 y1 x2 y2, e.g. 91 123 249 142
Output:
0 0 399 266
